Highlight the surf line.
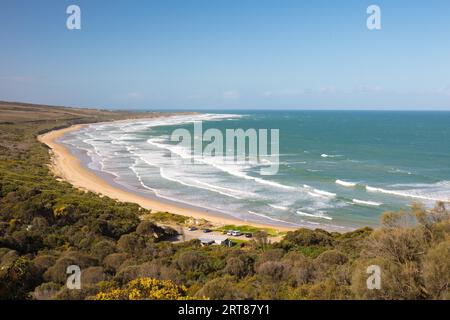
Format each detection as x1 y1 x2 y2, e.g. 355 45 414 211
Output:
170 121 280 175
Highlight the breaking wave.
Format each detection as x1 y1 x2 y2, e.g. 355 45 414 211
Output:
352 199 382 207
296 210 333 220
336 180 357 188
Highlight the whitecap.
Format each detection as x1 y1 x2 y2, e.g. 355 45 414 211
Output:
311 189 337 198
296 210 333 220
269 204 289 211
302 185 336 199
159 168 244 200
389 168 412 175
365 185 450 203
146 137 296 191
352 199 382 207
336 180 357 188
321 154 343 158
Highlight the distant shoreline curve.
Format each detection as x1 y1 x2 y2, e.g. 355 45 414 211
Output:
37 120 301 233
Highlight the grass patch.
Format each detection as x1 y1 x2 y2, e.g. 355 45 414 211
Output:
230 239 248 246
144 211 189 225
215 224 281 237
297 245 329 258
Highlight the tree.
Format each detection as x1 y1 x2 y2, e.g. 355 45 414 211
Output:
253 231 269 251
423 240 450 299
256 261 285 281
281 228 334 248
81 266 108 285
136 221 158 236
117 233 146 255
195 276 245 300
32 282 61 300
0 257 40 299
91 240 116 260
103 253 129 272
176 251 206 273
224 257 247 278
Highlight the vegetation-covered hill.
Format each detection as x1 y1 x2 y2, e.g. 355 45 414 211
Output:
0 102 449 300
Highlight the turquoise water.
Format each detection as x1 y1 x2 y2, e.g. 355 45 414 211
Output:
61 111 450 230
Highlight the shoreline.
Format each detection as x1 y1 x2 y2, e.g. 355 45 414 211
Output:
38 121 299 233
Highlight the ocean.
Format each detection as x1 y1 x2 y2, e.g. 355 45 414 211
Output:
59 111 450 231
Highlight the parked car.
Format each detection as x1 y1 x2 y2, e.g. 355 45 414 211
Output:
231 230 242 237
245 233 253 238
187 226 197 231
226 230 233 236
203 229 212 233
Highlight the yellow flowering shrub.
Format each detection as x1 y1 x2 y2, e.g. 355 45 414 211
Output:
95 278 190 300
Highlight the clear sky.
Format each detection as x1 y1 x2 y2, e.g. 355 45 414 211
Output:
1 0 450 110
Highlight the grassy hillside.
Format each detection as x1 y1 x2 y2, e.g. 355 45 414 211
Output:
0 102 449 300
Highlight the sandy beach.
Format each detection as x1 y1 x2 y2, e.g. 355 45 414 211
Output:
38 122 296 232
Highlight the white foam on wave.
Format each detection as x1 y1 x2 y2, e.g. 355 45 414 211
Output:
117 113 245 134
336 180 357 188
388 168 412 175
76 137 124 179
303 185 335 198
321 154 343 158
303 184 337 198
269 204 289 211
98 164 121 178
147 137 297 191
227 168 296 190
130 168 238 215
130 162 157 193
189 177 257 199
365 184 450 203
206 160 296 190
352 199 382 207
159 167 244 200
131 140 274 202
73 114 355 228
147 138 192 160
390 182 450 189
308 192 328 199
296 210 333 220
248 211 300 226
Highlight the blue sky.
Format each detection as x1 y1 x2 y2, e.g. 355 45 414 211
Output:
1 0 450 110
